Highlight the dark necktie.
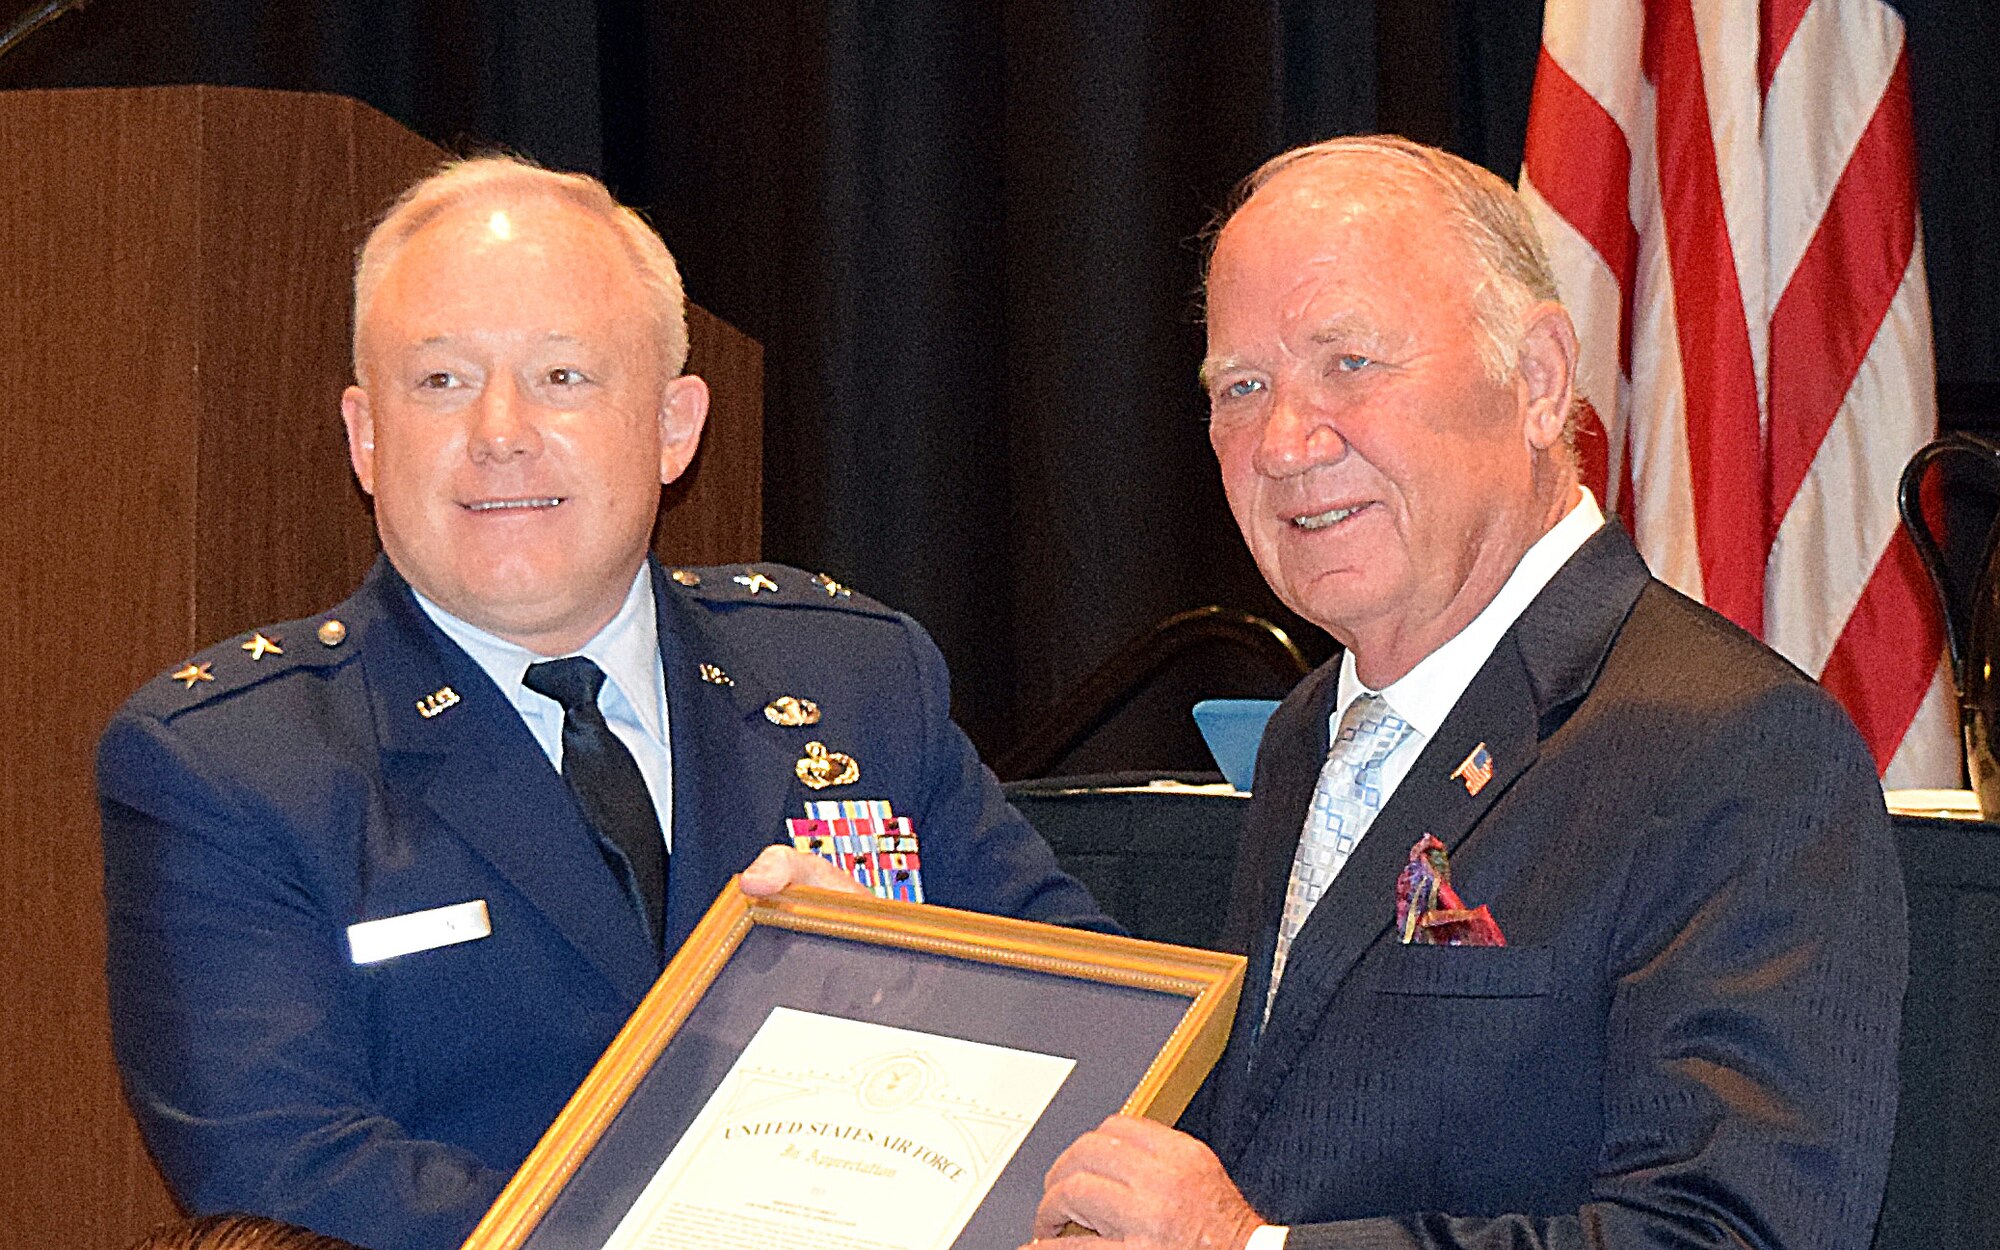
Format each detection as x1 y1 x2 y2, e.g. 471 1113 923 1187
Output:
522 656 666 947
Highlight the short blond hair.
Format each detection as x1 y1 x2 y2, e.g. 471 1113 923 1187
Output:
352 155 691 381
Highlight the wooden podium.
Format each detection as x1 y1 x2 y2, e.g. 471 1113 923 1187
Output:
0 86 761 1248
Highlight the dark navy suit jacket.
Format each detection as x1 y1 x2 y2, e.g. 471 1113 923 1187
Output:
1193 525 1906 1250
99 559 1109 1250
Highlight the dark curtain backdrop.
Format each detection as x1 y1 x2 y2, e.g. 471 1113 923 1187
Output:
6 0 1993 769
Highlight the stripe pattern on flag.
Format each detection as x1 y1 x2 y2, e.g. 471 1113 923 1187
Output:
1522 0 1953 785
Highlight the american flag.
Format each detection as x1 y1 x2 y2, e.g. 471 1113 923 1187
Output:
1519 0 1954 786
1451 743 1495 797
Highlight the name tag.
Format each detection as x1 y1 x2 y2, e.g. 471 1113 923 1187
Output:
347 899 491 965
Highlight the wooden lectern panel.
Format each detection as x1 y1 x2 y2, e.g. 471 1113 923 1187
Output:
0 86 761 1250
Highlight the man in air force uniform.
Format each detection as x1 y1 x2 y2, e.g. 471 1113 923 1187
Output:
99 157 1107 1250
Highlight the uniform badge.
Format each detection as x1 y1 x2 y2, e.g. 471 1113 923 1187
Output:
698 662 733 686
1450 742 1494 796
317 619 347 647
170 662 214 689
788 799 923 902
670 568 701 586
813 572 853 598
416 686 460 719
732 569 779 595
241 632 284 660
795 740 859 789
764 695 822 727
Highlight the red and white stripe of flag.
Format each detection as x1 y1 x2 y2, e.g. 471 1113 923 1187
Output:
1521 0 1954 786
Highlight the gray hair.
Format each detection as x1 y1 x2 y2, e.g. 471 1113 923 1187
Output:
352 155 691 382
1213 134 1561 386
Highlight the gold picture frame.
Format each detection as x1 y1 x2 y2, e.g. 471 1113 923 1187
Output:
462 881 1245 1250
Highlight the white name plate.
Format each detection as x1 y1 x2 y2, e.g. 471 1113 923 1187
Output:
347 899 491 965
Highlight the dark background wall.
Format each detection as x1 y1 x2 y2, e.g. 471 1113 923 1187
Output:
5 0 1992 771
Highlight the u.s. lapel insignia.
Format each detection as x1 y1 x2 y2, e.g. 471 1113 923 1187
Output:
241 632 283 661
699 662 734 686
813 572 852 598
416 686 460 719
1450 742 1495 796
795 740 860 789
733 569 779 595
670 568 701 587
170 662 214 689
764 695 822 727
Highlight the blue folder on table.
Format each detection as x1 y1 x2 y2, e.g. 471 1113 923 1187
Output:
1192 699 1280 792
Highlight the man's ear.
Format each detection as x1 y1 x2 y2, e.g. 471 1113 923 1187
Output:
1517 302 1579 452
658 374 711 485
340 385 377 496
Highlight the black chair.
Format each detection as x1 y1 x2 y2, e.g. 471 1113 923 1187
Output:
995 606 1315 781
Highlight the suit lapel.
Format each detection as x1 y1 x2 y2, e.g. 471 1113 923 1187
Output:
1206 661 1335 1151
1234 641 1542 1139
361 565 660 1005
1223 523 1652 1151
653 566 804 952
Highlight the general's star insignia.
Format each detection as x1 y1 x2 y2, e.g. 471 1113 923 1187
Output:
699 663 734 686
670 569 701 587
764 695 822 727
795 741 860 789
241 632 284 661
733 569 779 595
813 572 852 598
170 662 214 689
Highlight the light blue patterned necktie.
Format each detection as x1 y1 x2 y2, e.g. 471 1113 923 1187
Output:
1266 692 1415 1021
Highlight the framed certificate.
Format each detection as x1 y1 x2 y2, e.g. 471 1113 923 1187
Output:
462 883 1245 1250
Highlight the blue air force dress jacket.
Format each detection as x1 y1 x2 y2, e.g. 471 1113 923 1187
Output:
99 559 1110 1250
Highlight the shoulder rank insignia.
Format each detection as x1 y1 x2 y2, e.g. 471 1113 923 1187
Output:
317 619 347 647
698 662 733 686
170 662 215 689
670 569 701 587
732 569 779 595
764 695 821 727
812 572 853 598
795 740 860 789
416 687 460 719
241 632 284 660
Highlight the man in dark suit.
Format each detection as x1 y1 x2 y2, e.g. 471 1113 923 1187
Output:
1026 136 1905 1249
98 157 1107 1250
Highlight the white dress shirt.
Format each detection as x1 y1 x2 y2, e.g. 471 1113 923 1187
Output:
413 564 675 849
1329 489 1604 817
1248 489 1604 1250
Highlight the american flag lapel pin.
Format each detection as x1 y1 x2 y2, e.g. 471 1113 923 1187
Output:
1450 742 1494 796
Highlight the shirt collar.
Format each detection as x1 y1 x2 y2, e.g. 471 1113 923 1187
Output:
411 563 667 747
1336 489 1605 737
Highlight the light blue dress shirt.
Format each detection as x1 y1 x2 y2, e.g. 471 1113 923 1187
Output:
412 565 675 849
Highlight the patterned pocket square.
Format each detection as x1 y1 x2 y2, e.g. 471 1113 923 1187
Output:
1395 834 1505 947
